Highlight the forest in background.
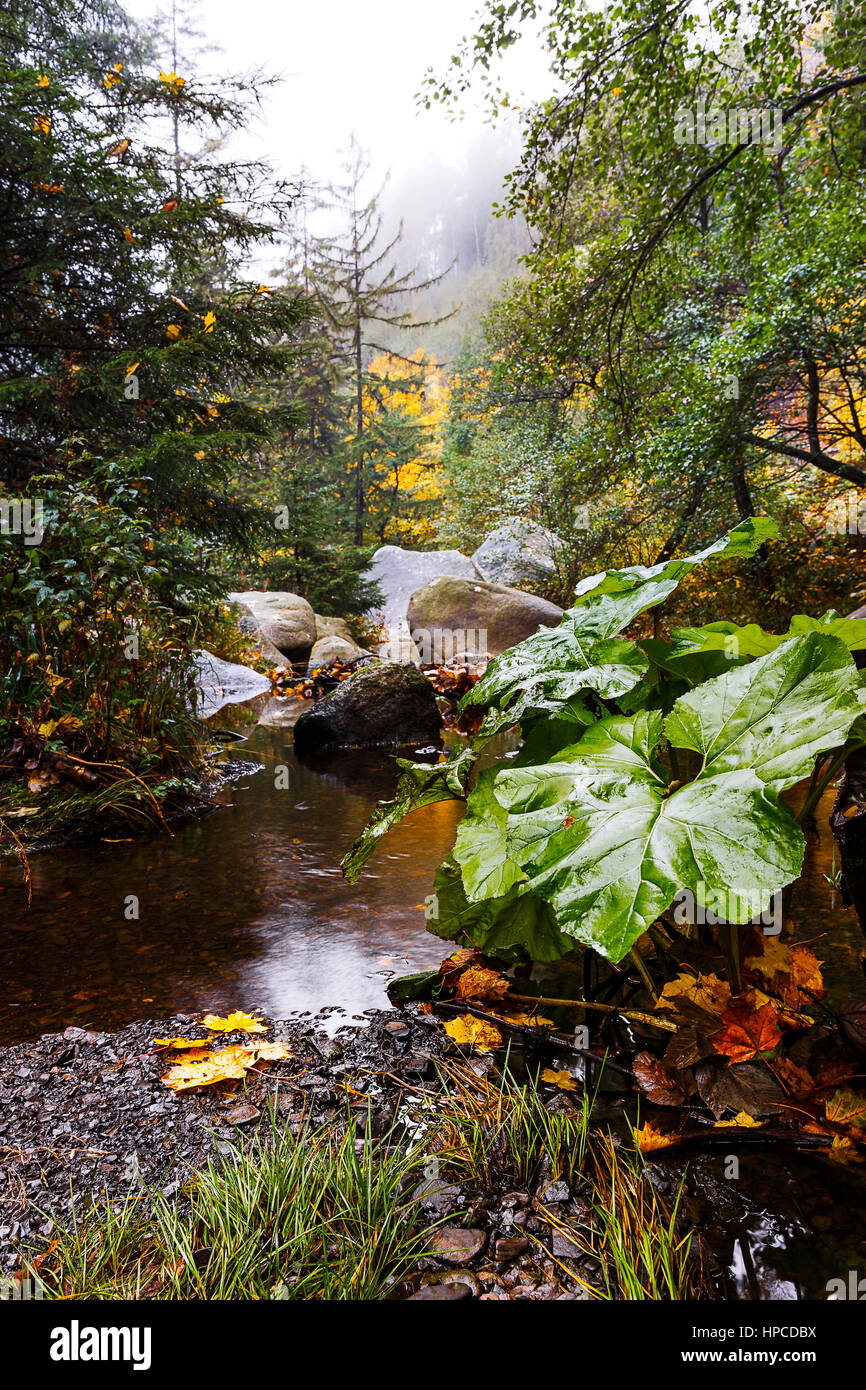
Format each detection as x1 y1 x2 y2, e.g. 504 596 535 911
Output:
2 0 866 818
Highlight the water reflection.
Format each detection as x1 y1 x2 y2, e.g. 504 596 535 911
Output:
0 721 462 1043
1 722 863 1044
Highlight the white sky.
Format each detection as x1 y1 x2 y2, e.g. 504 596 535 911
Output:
122 0 551 189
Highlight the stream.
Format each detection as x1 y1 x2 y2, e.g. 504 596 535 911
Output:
0 699 462 1045
1 693 864 1048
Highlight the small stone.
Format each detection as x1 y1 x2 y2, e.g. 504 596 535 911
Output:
541 1179 570 1203
412 1177 462 1216
409 1282 472 1300
550 1227 583 1259
495 1236 529 1265
225 1103 260 1126
384 1020 410 1041
811 1213 832 1232
428 1227 486 1264
421 1268 481 1298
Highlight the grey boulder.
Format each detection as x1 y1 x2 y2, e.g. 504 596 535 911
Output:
292 662 442 752
228 591 317 661
407 576 562 658
472 518 562 590
191 650 271 720
306 635 362 673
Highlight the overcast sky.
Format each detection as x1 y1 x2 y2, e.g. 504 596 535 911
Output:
123 0 550 189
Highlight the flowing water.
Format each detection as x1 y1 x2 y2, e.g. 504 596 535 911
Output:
0 699 464 1044
0 694 863 1046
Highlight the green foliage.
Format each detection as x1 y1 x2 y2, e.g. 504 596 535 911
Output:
0 0 310 771
343 520 866 966
425 0 866 621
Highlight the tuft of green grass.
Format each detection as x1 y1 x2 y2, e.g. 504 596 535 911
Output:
30 1108 435 1301
538 1130 701 1300
419 1058 594 1191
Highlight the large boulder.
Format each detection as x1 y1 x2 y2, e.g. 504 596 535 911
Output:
407 576 563 658
292 662 442 752
364 545 478 629
228 591 317 662
363 546 479 667
191 650 271 720
245 628 289 668
306 635 362 673
472 518 562 590
315 614 356 644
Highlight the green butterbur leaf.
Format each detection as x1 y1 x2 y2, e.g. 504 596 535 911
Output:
495 634 863 963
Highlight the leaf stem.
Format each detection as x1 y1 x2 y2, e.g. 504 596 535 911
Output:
508 992 677 1031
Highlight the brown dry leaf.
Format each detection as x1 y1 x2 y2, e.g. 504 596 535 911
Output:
657 972 731 1021
771 1056 814 1098
540 1068 579 1091
713 997 782 1064
443 1014 502 1054
824 1087 866 1129
632 1051 685 1107
838 1001 866 1055
715 1111 764 1129
454 965 510 1005
746 938 824 1007
200 1010 267 1035
634 1121 678 1153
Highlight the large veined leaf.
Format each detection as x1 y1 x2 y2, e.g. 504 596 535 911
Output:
494 634 863 962
452 767 526 901
460 519 777 734
573 517 778 602
665 632 864 788
341 749 474 883
460 621 650 732
425 857 572 963
662 610 866 672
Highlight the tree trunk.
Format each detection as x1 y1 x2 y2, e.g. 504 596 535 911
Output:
731 458 774 592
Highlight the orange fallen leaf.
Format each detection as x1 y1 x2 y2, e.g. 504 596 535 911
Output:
634 1121 678 1153
747 938 824 1007
713 998 782 1064
454 965 510 1005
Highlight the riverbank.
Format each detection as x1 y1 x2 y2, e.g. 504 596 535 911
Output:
0 1006 696 1300
4 1004 865 1300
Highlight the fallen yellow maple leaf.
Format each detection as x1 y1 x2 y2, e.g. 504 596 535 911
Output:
540 1068 579 1091
162 1044 256 1091
634 1121 678 1154
658 972 731 1017
829 1135 865 1165
153 1037 210 1050
715 1111 764 1128
201 1010 267 1034
443 1014 502 1053
250 1041 291 1061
